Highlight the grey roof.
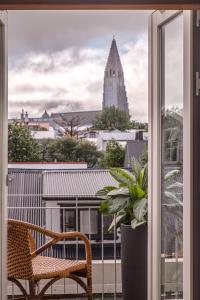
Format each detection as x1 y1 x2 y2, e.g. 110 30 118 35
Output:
99 130 136 141
8 170 44 228
43 169 118 198
51 110 101 127
124 140 147 168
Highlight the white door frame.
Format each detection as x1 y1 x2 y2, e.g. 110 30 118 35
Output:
0 10 7 300
148 10 193 300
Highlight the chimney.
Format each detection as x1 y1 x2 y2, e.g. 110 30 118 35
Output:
135 130 143 141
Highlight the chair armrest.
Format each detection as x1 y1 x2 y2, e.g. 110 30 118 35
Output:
33 231 92 269
8 219 92 269
57 231 92 267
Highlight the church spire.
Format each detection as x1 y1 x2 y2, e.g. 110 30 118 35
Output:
105 36 123 75
103 37 129 114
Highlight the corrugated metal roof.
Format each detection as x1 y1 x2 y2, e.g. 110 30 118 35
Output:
43 169 118 198
8 170 45 230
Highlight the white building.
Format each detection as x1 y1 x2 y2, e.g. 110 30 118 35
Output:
97 129 147 151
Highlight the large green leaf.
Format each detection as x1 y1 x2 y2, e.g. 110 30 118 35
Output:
131 218 146 229
109 168 136 186
131 158 142 180
129 183 146 200
108 213 125 231
139 164 148 191
133 198 148 221
107 196 129 214
96 186 116 199
107 187 129 197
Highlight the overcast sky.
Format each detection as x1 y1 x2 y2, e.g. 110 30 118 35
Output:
8 11 150 122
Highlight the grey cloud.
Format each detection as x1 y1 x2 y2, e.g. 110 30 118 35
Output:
9 99 85 116
8 11 150 59
9 84 68 95
8 11 149 121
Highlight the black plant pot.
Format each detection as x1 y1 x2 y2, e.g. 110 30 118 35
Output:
121 224 147 300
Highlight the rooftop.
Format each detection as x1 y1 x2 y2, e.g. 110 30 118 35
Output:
43 169 117 198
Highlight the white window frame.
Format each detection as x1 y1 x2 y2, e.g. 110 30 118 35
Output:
148 10 193 300
0 10 7 300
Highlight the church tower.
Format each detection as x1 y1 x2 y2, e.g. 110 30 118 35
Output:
103 37 129 114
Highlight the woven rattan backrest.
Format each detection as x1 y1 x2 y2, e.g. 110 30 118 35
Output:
8 220 33 280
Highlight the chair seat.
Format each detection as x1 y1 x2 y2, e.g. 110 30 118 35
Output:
32 256 86 280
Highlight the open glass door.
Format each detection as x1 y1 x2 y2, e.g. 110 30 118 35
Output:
0 10 7 300
149 10 193 300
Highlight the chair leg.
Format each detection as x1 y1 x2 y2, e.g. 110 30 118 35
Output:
87 293 93 300
87 276 92 300
29 280 37 300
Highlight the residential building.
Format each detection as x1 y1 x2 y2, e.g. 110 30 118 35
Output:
124 140 147 168
8 167 120 260
97 129 147 151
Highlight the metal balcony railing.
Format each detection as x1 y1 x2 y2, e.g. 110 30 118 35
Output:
7 205 122 299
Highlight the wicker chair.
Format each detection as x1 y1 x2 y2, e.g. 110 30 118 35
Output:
8 219 92 300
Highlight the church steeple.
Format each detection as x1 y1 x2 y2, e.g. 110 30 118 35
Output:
103 37 129 114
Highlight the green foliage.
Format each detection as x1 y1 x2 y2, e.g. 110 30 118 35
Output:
29 125 48 131
92 106 131 131
97 156 183 231
132 120 148 131
8 122 42 162
96 158 148 230
99 139 125 168
43 136 102 168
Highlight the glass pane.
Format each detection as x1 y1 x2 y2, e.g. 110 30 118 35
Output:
160 14 183 300
64 210 76 231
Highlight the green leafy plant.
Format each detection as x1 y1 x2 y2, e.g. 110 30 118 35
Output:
96 158 148 230
96 158 183 232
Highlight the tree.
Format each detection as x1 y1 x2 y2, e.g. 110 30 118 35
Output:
92 106 131 131
132 120 148 131
44 136 102 168
56 114 80 138
99 139 125 168
8 122 42 162
45 137 77 162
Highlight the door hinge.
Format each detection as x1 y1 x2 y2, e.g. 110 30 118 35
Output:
6 174 14 186
197 11 200 27
196 72 200 96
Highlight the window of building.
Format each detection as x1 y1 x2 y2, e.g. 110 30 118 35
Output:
61 209 76 232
